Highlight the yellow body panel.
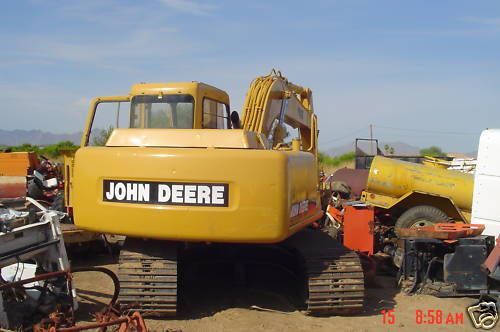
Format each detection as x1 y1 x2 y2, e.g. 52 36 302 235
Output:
421 156 451 169
106 128 264 149
71 145 321 243
362 156 473 220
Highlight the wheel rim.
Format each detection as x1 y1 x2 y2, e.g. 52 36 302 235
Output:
410 219 435 228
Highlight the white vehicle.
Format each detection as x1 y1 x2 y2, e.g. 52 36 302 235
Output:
471 129 500 239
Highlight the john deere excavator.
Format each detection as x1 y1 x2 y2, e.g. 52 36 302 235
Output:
65 70 365 316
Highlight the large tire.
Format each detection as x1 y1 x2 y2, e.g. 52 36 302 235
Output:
395 205 449 235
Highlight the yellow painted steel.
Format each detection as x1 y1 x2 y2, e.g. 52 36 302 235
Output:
105 129 263 149
362 156 473 221
72 147 320 243
69 72 322 244
60 224 101 244
422 156 451 169
241 70 317 152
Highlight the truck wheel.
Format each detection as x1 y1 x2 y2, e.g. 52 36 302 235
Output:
395 205 449 235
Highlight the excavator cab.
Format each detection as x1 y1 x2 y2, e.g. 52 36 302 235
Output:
129 94 195 129
80 82 231 147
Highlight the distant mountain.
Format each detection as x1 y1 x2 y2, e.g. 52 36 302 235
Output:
0 129 81 146
325 141 421 156
0 130 473 158
466 150 478 158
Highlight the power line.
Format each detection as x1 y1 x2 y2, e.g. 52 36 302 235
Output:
319 124 480 150
373 125 478 136
319 126 368 145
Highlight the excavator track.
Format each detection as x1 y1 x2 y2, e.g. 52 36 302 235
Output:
118 239 178 316
305 249 365 315
285 229 365 315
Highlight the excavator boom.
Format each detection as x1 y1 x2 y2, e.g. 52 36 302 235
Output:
241 70 317 152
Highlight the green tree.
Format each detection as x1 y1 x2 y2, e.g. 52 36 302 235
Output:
318 151 328 164
41 140 78 157
420 146 444 157
318 151 355 167
384 144 395 155
12 143 40 153
2 141 79 157
92 126 114 146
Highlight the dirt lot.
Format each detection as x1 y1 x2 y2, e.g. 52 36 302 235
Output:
68 253 483 332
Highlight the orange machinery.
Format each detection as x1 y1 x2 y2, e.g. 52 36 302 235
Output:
0 152 39 198
328 204 375 255
343 205 375 256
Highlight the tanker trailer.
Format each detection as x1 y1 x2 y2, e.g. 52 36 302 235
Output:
361 156 473 233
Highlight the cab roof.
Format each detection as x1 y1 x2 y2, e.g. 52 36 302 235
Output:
130 82 229 105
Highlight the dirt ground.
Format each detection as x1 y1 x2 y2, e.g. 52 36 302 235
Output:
68 252 484 332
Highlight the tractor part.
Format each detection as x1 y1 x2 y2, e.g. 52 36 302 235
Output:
397 223 485 240
397 235 495 296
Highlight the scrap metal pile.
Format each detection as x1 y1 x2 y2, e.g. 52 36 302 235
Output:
0 198 148 332
396 224 497 297
320 137 499 303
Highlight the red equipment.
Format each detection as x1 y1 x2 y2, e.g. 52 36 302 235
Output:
342 205 375 255
327 204 375 255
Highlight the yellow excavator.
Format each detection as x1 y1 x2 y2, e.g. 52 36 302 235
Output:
65 70 364 316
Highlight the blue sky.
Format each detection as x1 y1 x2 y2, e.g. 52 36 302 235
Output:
1 0 499 153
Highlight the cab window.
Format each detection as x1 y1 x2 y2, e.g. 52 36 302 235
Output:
130 94 194 129
203 98 229 129
88 101 131 146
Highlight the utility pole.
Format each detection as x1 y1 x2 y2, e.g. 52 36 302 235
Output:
116 102 121 128
369 124 373 154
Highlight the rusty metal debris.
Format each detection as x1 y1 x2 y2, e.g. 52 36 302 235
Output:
1 204 76 330
2 264 149 331
397 223 485 240
0 197 151 332
33 306 148 332
1 268 75 330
